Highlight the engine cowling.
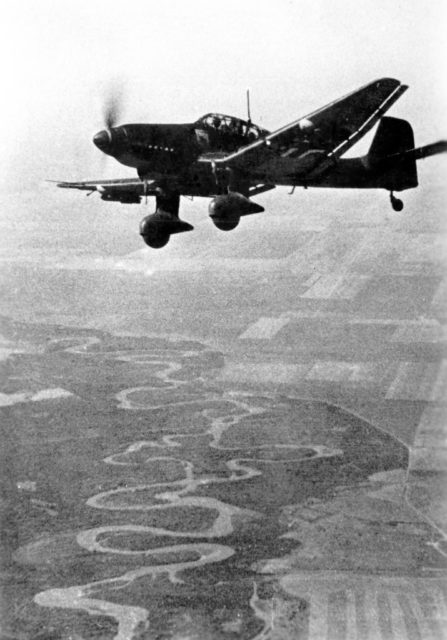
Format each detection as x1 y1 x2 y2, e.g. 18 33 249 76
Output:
139 212 193 249
208 192 264 231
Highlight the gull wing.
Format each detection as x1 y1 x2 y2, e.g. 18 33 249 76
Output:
54 178 156 194
215 78 408 177
53 178 158 203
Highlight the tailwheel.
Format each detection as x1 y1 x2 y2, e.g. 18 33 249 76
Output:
390 192 404 212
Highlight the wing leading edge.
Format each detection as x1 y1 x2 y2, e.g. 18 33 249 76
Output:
55 178 154 192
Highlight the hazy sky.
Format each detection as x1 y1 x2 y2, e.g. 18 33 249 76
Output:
0 0 445 188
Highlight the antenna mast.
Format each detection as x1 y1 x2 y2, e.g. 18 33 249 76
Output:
246 89 251 125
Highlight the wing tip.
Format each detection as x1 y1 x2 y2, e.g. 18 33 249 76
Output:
46 180 72 187
373 77 405 89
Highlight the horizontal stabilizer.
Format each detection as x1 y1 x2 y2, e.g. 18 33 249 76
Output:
385 140 447 162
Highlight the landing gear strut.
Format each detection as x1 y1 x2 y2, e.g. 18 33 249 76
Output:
389 191 404 212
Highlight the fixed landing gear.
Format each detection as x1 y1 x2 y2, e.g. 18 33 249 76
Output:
139 190 193 248
389 191 404 212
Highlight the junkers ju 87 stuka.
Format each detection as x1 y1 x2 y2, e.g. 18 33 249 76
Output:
56 79 446 248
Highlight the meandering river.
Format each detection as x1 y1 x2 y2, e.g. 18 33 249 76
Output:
33 337 343 639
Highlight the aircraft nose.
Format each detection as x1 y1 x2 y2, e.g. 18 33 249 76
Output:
93 129 112 151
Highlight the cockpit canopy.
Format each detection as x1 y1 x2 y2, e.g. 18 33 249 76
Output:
195 113 268 143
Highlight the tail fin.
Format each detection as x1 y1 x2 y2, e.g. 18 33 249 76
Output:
368 116 418 191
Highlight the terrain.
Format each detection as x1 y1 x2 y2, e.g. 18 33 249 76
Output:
1 173 446 639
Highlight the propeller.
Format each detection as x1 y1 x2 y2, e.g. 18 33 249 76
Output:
102 84 124 130
96 81 125 171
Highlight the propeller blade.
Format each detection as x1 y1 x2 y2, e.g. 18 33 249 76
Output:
102 83 124 129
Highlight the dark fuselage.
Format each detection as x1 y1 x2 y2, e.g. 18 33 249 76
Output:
92 113 269 188
92 114 417 197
